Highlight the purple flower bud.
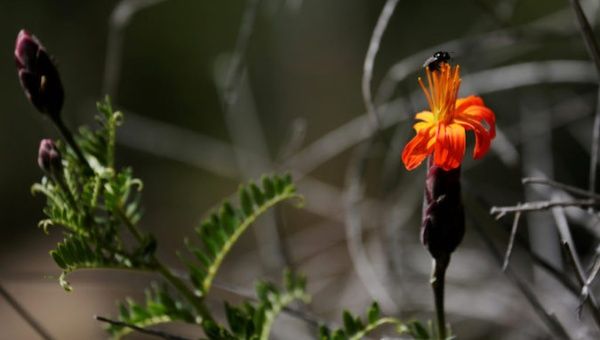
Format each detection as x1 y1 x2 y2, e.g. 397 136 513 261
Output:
15 29 64 119
421 158 465 260
38 139 63 176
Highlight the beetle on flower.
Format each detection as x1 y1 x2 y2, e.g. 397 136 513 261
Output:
402 63 496 171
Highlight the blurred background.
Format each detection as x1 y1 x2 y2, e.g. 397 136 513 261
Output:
2 0 600 338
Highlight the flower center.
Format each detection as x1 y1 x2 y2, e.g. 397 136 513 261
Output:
418 64 461 124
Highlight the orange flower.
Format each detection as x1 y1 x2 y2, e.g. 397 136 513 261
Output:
402 63 496 171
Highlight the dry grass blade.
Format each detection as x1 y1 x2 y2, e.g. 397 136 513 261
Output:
95 316 191 340
362 0 400 130
502 211 521 271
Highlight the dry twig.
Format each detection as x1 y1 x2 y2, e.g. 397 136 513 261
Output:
0 283 54 340
362 0 400 130
95 316 190 340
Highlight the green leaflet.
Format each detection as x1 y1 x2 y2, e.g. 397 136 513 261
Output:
319 304 454 340
208 270 310 340
108 284 197 339
319 302 407 340
50 235 133 291
185 174 303 297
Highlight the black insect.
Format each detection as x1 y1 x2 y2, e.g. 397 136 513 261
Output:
423 51 451 72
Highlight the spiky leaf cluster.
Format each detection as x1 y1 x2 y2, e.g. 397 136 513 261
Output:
203 271 309 340
32 97 148 290
319 305 452 340
319 302 408 340
108 284 197 339
184 174 302 297
397 320 454 340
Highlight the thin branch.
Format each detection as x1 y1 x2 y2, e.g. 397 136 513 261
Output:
568 0 600 76
553 206 600 329
0 283 54 340
562 243 600 326
344 140 398 313
465 186 580 294
95 316 191 340
586 252 600 287
222 0 261 109
523 177 600 200
589 87 600 194
103 0 167 99
568 0 600 194
215 67 290 271
464 198 572 339
502 211 521 271
362 0 399 130
491 199 598 217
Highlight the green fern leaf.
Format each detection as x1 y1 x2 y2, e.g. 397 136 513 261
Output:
50 235 134 291
216 270 309 340
319 302 410 340
186 174 303 296
107 284 197 339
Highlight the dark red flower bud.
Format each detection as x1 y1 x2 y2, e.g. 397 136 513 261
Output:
15 29 64 119
421 157 465 260
38 139 63 176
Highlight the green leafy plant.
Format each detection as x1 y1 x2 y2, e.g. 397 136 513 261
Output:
31 97 314 338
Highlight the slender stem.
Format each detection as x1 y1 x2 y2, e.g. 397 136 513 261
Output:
431 254 449 340
115 208 214 323
95 315 190 340
589 88 600 195
362 0 400 131
523 177 600 200
568 0 600 76
0 283 54 340
53 117 92 172
568 0 600 195
154 261 213 323
491 199 598 216
51 173 78 209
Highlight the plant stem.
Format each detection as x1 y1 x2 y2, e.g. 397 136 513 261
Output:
431 253 450 340
53 117 92 172
116 208 214 324
95 315 190 340
154 261 214 323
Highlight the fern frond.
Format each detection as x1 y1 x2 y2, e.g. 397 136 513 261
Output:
50 235 138 291
107 284 197 339
256 270 309 340
217 270 309 340
318 302 405 340
186 174 303 297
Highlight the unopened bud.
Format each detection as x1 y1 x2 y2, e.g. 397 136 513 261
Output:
421 158 465 260
15 29 64 119
38 139 63 176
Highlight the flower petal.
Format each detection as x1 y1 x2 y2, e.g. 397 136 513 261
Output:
455 117 491 159
413 111 435 132
402 127 435 170
454 95 496 159
433 123 466 170
456 96 496 136
463 105 496 138
416 110 434 122
455 95 484 112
